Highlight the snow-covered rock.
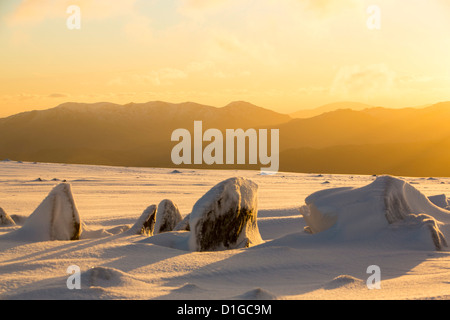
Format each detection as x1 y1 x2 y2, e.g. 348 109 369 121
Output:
126 205 157 236
173 213 190 231
188 177 263 251
428 194 450 211
9 183 82 241
300 175 449 250
154 199 182 234
0 207 15 226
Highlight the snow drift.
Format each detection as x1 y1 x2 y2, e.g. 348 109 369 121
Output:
6 183 82 241
299 175 449 250
188 177 263 251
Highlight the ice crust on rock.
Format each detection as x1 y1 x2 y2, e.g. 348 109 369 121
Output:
10 183 82 241
126 205 157 236
0 207 15 226
188 177 263 251
154 199 182 234
428 194 450 211
300 175 449 250
173 213 190 231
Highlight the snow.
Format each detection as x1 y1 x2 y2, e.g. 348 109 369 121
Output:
299 176 449 250
0 161 450 300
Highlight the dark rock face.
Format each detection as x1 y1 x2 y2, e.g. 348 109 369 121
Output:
154 200 182 234
188 177 263 252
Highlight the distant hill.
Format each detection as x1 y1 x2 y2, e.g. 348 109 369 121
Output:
289 102 377 119
278 101 450 176
0 101 291 168
1 100 450 177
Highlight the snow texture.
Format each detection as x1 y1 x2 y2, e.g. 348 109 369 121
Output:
154 199 183 234
5 183 82 241
1 161 450 300
300 175 449 250
188 177 263 251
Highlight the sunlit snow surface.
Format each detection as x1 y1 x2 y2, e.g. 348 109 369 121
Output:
0 160 450 300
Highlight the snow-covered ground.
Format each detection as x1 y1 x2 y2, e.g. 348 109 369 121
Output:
0 160 450 300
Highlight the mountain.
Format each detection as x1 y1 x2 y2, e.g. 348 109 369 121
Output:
289 102 376 119
0 101 291 168
278 101 450 176
1 100 450 177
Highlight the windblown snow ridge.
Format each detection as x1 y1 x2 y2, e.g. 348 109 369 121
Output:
300 175 449 250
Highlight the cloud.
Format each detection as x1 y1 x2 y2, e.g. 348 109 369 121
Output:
7 0 138 25
330 64 397 99
122 14 153 44
301 0 359 15
177 0 237 20
107 68 188 87
48 93 70 98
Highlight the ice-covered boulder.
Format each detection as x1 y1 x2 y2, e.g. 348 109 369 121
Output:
11 183 82 241
188 177 263 251
300 176 449 250
0 207 15 226
173 213 190 232
154 200 182 234
126 205 157 236
428 194 450 211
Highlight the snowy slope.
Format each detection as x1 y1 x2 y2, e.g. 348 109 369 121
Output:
0 160 450 300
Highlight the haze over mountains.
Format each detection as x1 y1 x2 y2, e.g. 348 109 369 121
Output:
1 100 450 177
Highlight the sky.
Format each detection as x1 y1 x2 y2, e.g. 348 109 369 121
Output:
1 0 450 117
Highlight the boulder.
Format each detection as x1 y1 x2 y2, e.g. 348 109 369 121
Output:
300 175 449 250
13 183 82 241
188 177 263 251
154 200 182 234
127 205 157 236
0 207 15 226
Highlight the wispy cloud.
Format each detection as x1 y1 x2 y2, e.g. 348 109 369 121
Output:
330 64 397 99
107 68 188 87
7 0 138 25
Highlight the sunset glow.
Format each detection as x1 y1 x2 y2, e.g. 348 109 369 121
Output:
1 0 450 117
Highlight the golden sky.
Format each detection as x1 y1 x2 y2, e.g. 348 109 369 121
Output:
1 0 450 117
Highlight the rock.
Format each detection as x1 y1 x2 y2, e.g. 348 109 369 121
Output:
173 214 190 231
428 194 450 210
154 200 182 234
127 205 157 236
188 177 263 251
300 175 449 250
0 207 15 226
13 183 82 241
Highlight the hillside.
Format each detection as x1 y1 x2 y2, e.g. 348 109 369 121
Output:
1 100 450 176
289 102 376 119
0 101 291 168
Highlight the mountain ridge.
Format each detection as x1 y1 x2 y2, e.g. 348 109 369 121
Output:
1 100 450 177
